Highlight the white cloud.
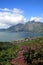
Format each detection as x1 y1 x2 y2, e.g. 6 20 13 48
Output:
30 17 42 22
0 23 10 29
0 8 10 11
0 8 26 28
12 8 23 14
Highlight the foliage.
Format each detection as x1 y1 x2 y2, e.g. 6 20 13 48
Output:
0 37 43 65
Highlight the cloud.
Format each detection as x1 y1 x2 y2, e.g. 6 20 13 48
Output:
30 17 42 22
0 8 10 11
0 8 26 28
0 23 10 29
12 8 23 14
0 8 23 13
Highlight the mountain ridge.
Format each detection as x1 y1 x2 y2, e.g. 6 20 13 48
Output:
0 21 43 33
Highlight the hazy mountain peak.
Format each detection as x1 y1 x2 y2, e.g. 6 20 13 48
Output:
30 20 40 23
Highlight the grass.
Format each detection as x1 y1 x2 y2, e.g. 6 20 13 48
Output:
0 37 43 65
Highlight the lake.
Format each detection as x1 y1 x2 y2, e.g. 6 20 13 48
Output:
0 32 43 42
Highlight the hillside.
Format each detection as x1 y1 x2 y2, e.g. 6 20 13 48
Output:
0 37 43 65
7 23 24 32
24 21 43 33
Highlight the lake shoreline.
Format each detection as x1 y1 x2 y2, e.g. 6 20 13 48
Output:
0 36 43 43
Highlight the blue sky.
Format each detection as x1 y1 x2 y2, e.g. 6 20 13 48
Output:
0 0 43 28
0 0 43 17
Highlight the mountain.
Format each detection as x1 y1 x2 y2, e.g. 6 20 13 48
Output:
7 23 24 32
24 21 43 33
0 29 6 32
0 21 43 33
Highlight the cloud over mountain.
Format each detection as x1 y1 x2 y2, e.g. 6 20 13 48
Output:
0 8 43 29
30 17 42 22
0 8 26 28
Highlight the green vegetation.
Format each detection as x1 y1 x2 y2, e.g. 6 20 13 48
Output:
0 37 43 65
0 42 19 65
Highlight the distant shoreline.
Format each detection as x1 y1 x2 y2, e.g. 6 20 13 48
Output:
0 36 43 43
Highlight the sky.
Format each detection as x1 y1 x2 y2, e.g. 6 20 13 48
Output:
0 0 43 28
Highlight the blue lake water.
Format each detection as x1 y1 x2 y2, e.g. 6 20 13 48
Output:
0 32 43 41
